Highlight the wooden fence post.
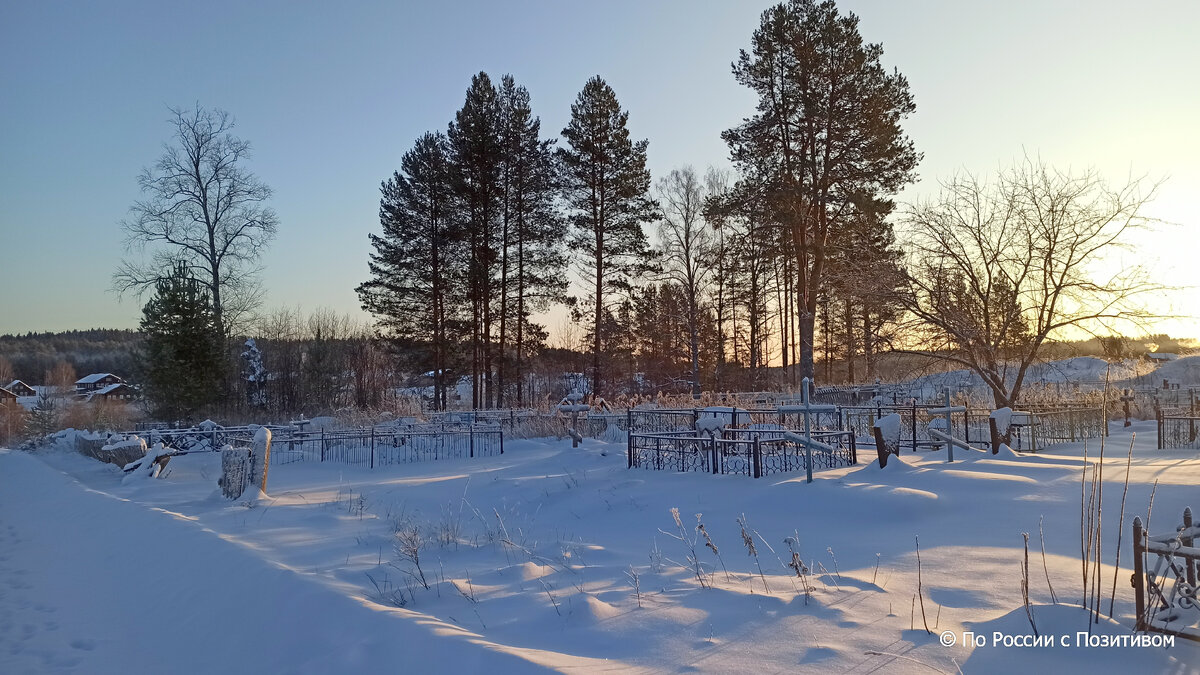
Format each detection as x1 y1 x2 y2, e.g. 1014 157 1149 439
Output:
369 427 375 469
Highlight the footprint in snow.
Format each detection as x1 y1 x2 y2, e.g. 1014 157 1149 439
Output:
71 638 97 651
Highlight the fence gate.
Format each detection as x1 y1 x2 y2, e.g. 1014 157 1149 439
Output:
1132 507 1199 642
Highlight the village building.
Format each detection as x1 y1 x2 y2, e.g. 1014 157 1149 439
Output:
5 380 37 397
75 373 125 395
89 382 138 402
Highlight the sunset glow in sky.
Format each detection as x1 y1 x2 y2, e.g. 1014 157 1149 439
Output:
2 1 1196 337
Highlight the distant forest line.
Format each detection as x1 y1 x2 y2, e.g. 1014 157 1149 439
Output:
1 327 1192 390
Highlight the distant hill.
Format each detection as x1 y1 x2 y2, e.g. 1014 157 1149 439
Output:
0 329 144 383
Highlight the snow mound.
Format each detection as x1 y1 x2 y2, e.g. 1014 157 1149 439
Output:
572 593 623 624
1146 354 1200 385
854 451 918 474
993 443 1023 459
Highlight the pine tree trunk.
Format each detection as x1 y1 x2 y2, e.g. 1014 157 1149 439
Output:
844 299 856 384
863 310 876 381
593 234 603 398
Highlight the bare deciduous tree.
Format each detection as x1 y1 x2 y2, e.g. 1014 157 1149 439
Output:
656 166 716 399
114 105 278 337
899 159 1166 407
0 356 13 385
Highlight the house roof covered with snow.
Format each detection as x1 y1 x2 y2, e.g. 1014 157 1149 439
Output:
1147 352 1178 361
76 373 120 384
6 380 36 395
95 383 132 395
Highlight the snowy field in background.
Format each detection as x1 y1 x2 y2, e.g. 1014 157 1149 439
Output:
2 423 1198 674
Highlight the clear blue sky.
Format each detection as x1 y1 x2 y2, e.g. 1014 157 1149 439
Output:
2 1 1197 337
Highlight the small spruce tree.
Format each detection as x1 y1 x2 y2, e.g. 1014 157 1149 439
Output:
140 262 223 420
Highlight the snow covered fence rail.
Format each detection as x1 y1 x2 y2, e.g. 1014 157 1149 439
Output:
268 424 503 467
1132 507 1199 642
626 428 855 478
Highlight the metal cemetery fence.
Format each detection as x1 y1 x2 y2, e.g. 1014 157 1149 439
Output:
1157 413 1200 450
838 403 992 452
628 408 841 435
627 428 856 478
118 423 504 469
270 425 504 467
1023 405 1106 444
1132 508 1199 642
838 403 1105 453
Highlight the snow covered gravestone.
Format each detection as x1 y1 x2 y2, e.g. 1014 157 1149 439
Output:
219 427 272 500
872 413 902 468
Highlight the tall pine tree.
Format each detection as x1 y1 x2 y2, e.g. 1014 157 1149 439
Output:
558 76 658 397
723 0 920 381
448 73 504 408
497 75 568 406
357 132 462 410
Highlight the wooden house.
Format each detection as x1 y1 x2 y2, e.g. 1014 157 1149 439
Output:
5 380 36 397
76 373 125 395
0 387 17 404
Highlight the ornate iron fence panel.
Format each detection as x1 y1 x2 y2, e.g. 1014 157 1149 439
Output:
1158 415 1200 450
1025 406 1106 444
267 425 503 467
628 432 712 473
839 405 991 451
627 428 856 478
628 410 698 434
1133 508 1199 642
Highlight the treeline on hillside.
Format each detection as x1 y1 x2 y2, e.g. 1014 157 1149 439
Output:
0 329 143 383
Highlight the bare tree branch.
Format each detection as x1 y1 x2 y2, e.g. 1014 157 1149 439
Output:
113 104 278 337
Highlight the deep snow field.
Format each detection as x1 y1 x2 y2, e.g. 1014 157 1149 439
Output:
1 422 1198 674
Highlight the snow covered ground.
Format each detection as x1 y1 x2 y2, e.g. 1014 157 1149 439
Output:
2 422 1198 673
